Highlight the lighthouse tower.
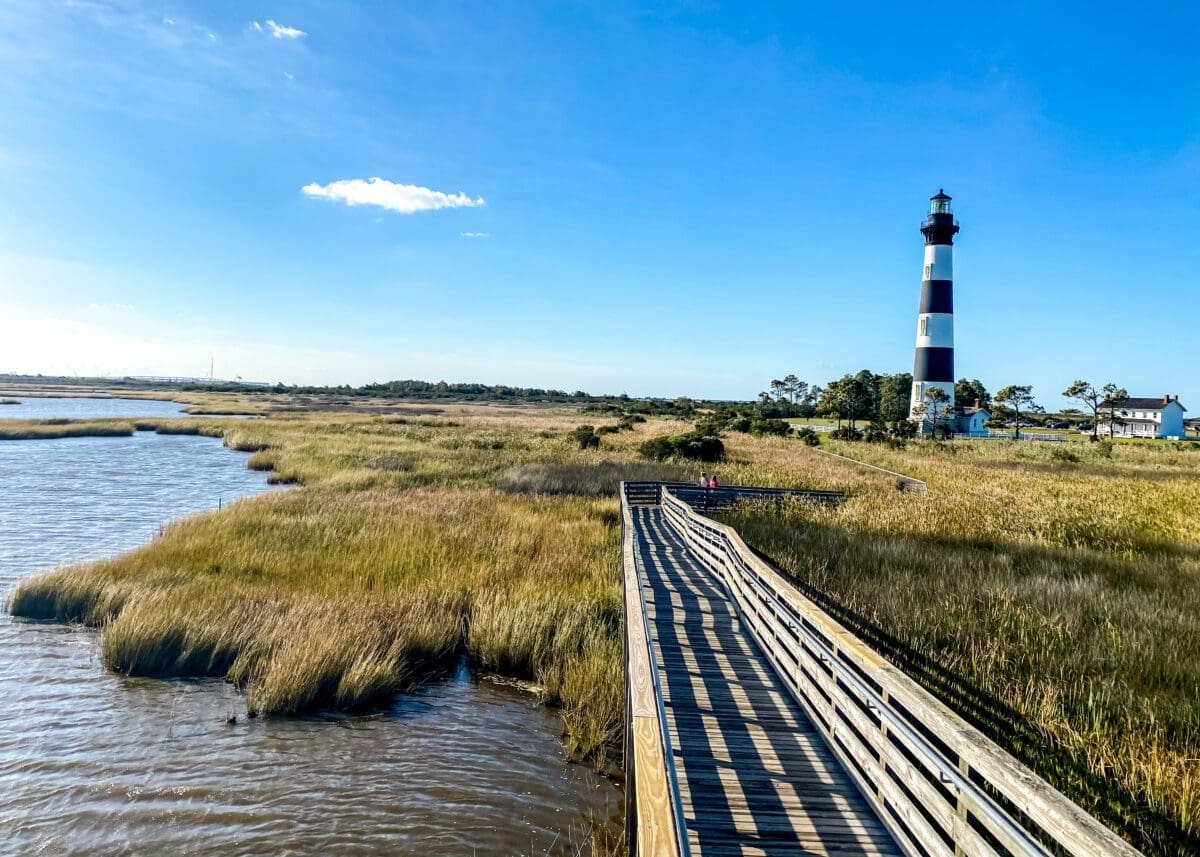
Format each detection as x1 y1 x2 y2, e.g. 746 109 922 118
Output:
910 189 959 425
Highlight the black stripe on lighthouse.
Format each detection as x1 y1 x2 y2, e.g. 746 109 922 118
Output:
913 347 954 382
919 280 954 314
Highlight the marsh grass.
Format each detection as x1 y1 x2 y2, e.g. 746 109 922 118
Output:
0 419 136 439
725 438 1200 855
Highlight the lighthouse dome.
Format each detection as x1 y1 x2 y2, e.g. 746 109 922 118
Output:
929 189 952 214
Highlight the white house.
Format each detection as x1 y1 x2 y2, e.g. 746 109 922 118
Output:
919 399 989 436
954 404 990 436
1098 395 1187 439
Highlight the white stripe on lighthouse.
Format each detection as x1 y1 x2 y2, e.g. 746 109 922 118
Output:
915 313 954 348
922 243 954 280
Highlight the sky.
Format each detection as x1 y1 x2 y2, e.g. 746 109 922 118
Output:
0 2 1197 404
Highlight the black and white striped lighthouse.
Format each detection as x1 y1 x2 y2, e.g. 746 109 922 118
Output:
910 189 959 422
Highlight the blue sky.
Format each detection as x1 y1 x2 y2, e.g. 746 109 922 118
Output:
0 2 1197 404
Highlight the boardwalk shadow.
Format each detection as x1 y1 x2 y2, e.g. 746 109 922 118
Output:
634 506 898 855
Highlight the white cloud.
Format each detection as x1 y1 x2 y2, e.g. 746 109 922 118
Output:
461 231 489 238
163 17 175 25
302 177 485 215
252 19 306 39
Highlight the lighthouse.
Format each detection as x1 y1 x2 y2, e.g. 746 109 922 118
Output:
910 189 959 425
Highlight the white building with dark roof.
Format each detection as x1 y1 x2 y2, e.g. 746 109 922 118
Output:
1098 395 1187 439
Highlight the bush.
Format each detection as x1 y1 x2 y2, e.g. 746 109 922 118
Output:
829 426 863 441
638 433 725 462
1096 440 1114 458
595 425 620 435
795 427 821 446
570 425 600 449
750 417 792 437
1050 446 1079 463
726 416 752 433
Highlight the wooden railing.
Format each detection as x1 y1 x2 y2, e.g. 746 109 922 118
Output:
658 486 1141 857
621 485 690 857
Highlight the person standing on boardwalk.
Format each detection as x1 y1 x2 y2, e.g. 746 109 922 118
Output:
709 475 719 490
699 472 708 489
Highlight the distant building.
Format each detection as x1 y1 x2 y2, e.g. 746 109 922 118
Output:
1098 395 1187 439
954 401 990 436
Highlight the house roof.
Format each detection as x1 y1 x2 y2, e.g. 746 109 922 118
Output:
1104 397 1188 412
1099 393 1185 410
954 406 989 416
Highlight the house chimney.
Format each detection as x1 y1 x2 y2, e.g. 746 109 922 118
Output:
974 398 980 409
1164 394 1171 404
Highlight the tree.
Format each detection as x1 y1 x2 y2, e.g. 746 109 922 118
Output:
1099 383 1129 438
1062 380 1122 441
995 385 1037 439
955 378 991 409
782 374 802 404
922 387 953 438
769 379 787 403
817 379 849 428
878 373 913 423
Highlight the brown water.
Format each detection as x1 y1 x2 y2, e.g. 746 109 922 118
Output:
0 409 620 855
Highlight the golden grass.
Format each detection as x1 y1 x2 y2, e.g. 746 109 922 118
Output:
725 437 1200 855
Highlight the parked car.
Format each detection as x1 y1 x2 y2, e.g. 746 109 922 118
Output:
1077 423 1094 433
1045 420 1070 429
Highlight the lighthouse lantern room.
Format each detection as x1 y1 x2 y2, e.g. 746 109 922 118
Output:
910 189 959 426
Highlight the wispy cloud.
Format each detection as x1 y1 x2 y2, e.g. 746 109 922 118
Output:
302 177 486 215
461 231 489 238
252 19 306 39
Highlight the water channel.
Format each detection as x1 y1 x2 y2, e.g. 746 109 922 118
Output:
0 399 620 855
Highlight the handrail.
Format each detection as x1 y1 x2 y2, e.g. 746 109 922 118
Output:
620 482 689 856
810 446 928 492
659 487 1140 857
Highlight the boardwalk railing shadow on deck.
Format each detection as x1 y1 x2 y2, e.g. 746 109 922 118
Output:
621 480 1142 857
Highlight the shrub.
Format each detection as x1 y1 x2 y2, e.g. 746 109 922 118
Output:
750 417 792 437
829 426 863 441
1096 440 1114 458
638 433 725 462
1050 446 1079 463
570 425 600 449
795 427 821 446
726 416 752 433
595 425 620 435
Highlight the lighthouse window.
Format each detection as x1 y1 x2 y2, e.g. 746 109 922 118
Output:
919 317 928 336
923 264 932 280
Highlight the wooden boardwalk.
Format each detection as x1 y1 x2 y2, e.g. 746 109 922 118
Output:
632 505 901 856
